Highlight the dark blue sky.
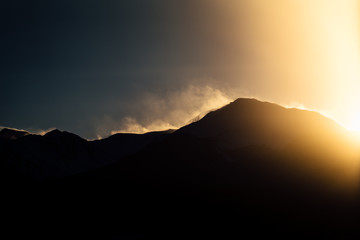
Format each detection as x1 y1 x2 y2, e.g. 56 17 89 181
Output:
1 0 256 138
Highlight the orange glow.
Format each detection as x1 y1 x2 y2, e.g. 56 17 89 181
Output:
215 0 360 133
345 111 360 132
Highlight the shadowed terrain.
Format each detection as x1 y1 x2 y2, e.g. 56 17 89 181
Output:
1 98 359 239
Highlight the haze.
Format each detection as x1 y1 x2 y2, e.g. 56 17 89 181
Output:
1 0 359 139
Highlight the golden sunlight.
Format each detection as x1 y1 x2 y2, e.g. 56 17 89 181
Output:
241 0 360 133
346 111 360 132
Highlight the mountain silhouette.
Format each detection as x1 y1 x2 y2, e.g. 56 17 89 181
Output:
1 98 359 238
0 128 30 140
178 98 359 189
0 128 173 179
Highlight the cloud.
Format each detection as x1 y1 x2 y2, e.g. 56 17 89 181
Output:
28 128 57 136
0 126 29 133
0 126 56 136
95 84 231 138
110 117 176 135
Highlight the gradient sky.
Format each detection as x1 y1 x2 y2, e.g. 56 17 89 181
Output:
1 0 360 139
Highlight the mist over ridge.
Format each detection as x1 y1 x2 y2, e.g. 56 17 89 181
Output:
2 0 360 138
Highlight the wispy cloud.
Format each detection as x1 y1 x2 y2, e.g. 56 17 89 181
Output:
0 126 56 136
95 84 231 138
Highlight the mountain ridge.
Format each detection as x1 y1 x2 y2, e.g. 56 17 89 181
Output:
1 97 359 238
0 127 30 140
1 98 358 180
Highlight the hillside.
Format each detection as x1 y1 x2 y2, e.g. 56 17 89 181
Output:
1 98 359 238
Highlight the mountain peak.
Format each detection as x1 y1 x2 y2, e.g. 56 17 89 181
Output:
229 98 282 109
44 129 62 137
232 97 260 103
178 97 342 149
44 129 86 143
0 128 30 140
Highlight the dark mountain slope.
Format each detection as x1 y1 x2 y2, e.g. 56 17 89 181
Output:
1 98 359 238
177 98 359 190
88 98 358 193
0 128 30 140
61 98 359 238
179 98 347 148
0 128 173 179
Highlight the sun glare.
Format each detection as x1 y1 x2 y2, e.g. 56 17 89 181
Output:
308 0 360 134
245 0 360 136
346 112 360 132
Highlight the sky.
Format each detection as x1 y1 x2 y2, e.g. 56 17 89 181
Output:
1 0 360 139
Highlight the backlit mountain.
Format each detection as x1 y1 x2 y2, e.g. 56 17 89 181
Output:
1 98 359 238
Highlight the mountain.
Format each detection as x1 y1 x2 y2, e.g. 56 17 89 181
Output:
1 98 359 238
0 128 173 179
177 98 359 189
0 128 29 140
84 98 358 190
180 98 344 148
